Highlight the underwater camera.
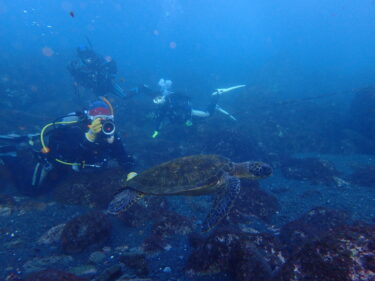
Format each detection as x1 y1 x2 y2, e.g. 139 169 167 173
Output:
101 120 115 135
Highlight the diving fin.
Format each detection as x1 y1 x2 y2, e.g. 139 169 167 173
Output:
212 85 246 96
216 105 237 121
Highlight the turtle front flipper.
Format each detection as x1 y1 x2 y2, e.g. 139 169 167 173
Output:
107 188 144 215
202 174 241 232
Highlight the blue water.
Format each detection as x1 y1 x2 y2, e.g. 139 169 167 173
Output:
1 1 375 280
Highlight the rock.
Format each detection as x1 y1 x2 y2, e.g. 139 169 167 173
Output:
280 157 340 186
4 239 24 249
89 251 106 264
116 275 156 281
54 168 129 208
349 87 375 145
228 179 279 224
22 255 74 273
92 264 123 281
4 273 23 281
349 165 375 187
162 267 171 273
274 224 375 281
37 223 66 245
118 196 169 228
186 229 285 280
61 211 112 254
142 210 192 253
119 253 149 277
280 207 350 257
0 206 12 216
69 265 97 276
25 269 88 281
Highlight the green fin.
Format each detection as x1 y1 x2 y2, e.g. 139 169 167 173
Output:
202 175 241 232
107 189 144 215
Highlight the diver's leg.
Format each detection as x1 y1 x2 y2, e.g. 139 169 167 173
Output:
190 94 220 119
191 109 210 118
1 155 35 194
31 162 51 189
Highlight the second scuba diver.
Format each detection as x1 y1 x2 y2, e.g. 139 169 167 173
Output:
67 46 130 98
151 78 246 138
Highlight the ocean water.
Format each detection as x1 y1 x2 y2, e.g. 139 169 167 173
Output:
0 1 375 280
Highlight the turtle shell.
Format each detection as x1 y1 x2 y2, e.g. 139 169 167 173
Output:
127 154 233 195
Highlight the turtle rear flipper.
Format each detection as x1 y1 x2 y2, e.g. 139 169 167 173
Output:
202 174 241 232
107 189 144 215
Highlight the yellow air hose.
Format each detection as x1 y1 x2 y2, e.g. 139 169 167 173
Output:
40 120 85 167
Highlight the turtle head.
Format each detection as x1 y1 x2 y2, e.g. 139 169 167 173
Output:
233 161 272 179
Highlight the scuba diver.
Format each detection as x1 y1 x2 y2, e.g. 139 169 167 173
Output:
151 78 246 138
67 45 130 98
0 97 136 192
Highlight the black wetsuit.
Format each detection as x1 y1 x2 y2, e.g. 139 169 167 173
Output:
67 50 124 97
1 124 134 193
46 124 134 171
155 94 193 131
154 93 219 131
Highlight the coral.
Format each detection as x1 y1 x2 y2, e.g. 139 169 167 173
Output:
60 211 112 254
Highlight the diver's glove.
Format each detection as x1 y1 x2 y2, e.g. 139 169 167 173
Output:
72 163 81 172
151 131 159 138
85 118 102 142
126 172 138 181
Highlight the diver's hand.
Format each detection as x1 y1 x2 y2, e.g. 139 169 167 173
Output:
151 131 159 138
85 118 102 142
126 172 138 181
185 120 193 127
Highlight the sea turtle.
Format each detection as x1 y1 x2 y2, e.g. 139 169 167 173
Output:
107 154 272 232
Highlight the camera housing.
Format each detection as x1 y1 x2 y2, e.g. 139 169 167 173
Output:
101 120 115 135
